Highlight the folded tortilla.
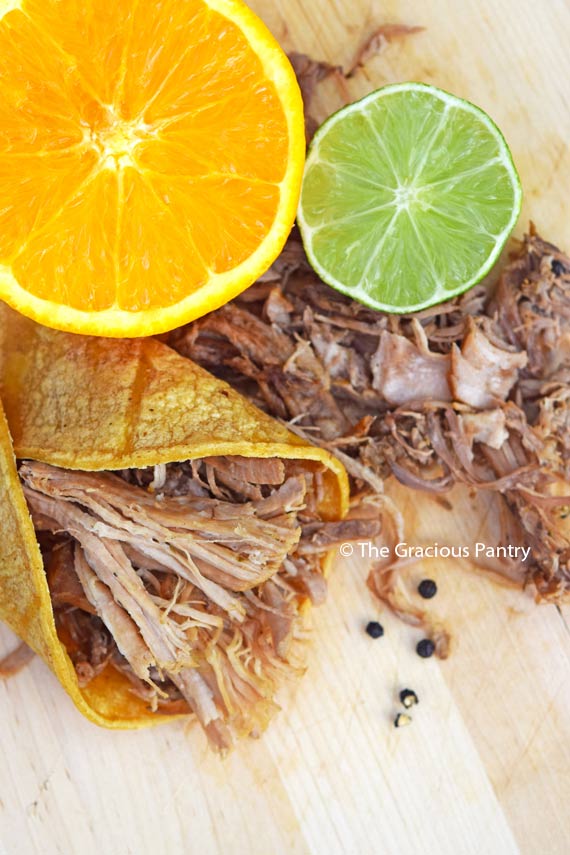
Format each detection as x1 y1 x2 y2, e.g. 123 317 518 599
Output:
0 305 349 748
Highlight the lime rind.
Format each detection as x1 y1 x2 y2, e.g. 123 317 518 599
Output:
297 82 523 314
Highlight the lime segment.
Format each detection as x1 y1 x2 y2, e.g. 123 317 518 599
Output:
297 82 522 313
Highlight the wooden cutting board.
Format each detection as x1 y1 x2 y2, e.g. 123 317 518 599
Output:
1 2 570 853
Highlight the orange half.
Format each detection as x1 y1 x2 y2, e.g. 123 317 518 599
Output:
0 0 305 336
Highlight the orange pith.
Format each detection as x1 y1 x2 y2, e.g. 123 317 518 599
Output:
0 0 305 336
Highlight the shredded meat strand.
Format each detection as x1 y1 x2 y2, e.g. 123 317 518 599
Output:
288 23 421 142
0 642 35 678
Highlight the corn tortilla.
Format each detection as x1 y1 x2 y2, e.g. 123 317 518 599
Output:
0 304 349 729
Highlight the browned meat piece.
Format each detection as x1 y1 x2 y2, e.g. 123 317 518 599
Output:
73 545 154 682
299 518 382 553
450 318 527 408
0 642 34 678
194 302 294 367
492 230 570 381
264 287 295 325
251 476 309 518
533 386 570 481
271 373 350 440
345 24 424 76
288 52 340 107
372 327 452 405
456 410 508 454
202 456 285 490
171 668 233 752
55 608 113 687
46 540 95 614
259 579 295 659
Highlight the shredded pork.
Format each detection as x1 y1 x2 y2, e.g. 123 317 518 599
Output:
0 641 35 678
21 456 378 751
167 227 570 636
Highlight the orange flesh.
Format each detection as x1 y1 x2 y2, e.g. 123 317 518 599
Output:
0 0 293 316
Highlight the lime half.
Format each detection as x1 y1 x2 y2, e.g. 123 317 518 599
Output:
297 82 522 313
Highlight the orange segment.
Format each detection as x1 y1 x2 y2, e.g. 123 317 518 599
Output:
0 0 304 336
23 0 141 109
149 173 280 275
0 10 92 150
0 149 97 258
136 83 289 182
13 169 119 310
119 0 216 121
116 169 209 311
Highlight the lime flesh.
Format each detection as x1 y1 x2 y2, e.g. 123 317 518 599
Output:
297 82 522 313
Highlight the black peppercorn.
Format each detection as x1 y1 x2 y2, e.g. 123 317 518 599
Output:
394 712 412 728
551 259 565 276
418 579 437 599
365 620 384 638
416 638 435 658
399 688 419 708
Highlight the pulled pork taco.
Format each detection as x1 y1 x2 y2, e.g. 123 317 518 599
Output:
0 305 354 750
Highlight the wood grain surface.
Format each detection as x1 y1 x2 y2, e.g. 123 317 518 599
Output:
2 2 570 854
